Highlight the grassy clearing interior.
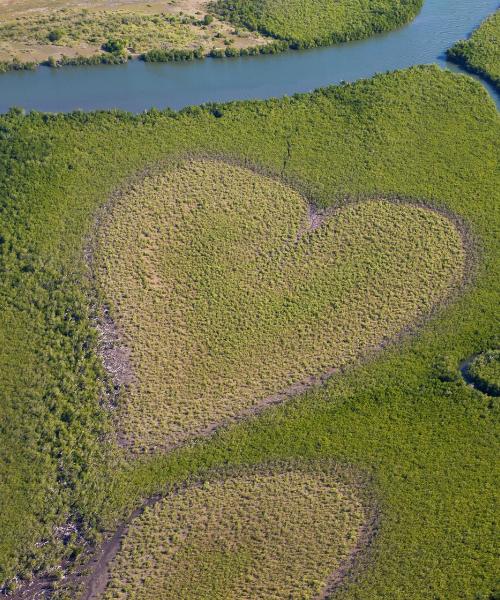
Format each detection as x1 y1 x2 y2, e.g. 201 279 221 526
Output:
447 9 500 90
0 66 498 599
104 464 366 599
211 0 423 47
95 159 465 452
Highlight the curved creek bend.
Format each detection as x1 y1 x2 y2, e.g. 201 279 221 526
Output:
0 0 498 113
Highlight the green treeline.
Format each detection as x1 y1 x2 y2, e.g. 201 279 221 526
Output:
447 10 500 90
140 39 290 62
0 60 37 73
211 0 423 47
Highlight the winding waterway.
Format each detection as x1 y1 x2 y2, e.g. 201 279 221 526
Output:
0 0 498 113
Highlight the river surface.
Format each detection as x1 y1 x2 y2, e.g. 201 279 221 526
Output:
0 0 498 113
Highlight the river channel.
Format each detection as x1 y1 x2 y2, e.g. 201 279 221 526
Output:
0 0 498 113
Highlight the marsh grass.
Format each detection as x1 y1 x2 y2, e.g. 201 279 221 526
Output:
103 463 369 600
94 159 465 452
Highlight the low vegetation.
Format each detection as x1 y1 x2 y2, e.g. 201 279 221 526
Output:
447 10 500 89
0 6 266 68
211 0 423 47
104 463 368 599
466 350 500 397
0 67 498 599
0 0 424 70
95 159 465 452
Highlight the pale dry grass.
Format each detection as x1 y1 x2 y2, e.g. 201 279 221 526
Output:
0 0 265 63
0 0 207 20
103 465 367 599
94 159 466 453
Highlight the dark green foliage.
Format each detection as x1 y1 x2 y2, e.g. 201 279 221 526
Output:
465 349 500 397
0 66 498 598
141 47 204 63
102 38 126 54
141 40 288 62
43 53 129 68
447 10 500 90
212 0 423 47
224 45 239 57
209 47 226 58
47 29 64 43
0 246 113 584
0 59 37 73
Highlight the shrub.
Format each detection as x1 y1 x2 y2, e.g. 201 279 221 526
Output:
140 47 204 63
47 29 64 42
102 38 126 54
466 349 500 396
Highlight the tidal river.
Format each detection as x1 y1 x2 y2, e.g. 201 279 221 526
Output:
0 0 498 113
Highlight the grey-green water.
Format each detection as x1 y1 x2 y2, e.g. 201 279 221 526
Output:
0 0 498 113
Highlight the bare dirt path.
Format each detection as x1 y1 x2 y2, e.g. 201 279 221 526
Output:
79 494 161 600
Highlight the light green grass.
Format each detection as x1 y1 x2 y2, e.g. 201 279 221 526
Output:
211 0 422 47
104 464 366 599
0 66 498 599
95 159 464 452
447 9 500 89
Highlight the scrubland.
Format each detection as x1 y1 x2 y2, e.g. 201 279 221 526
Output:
0 4 265 68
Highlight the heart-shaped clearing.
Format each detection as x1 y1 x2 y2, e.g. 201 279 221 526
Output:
101 466 369 600
94 159 465 452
